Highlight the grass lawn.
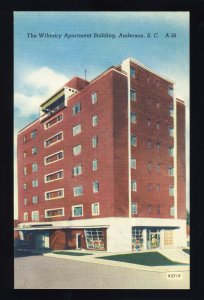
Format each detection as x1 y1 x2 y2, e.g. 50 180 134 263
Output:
53 251 92 256
182 248 190 255
97 252 187 266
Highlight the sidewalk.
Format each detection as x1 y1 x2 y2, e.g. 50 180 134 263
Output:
43 250 190 273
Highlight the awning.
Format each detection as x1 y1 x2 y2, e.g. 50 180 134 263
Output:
14 225 110 231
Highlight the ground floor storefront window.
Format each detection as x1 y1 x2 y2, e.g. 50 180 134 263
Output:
132 228 144 251
132 227 162 251
84 228 105 250
147 229 161 250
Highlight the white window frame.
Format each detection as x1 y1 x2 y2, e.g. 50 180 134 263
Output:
92 136 98 148
131 202 137 215
131 112 137 124
23 183 27 190
45 188 64 200
92 115 98 126
131 180 137 192
92 203 100 216
31 130 37 139
24 198 28 206
32 147 38 155
72 102 81 115
130 66 136 78
92 159 98 171
45 207 65 218
168 167 174 176
73 144 82 156
73 165 82 176
44 113 63 130
130 89 136 101
44 131 63 148
31 211 39 221
170 206 175 216
72 204 83 217
91 92 97 104
93 181 99 193
44 150 64 165
168 147 174 156
44 169 64 183
23 152 27 158
32 179 38 187
72 124 81 136
169 106 174 117
169 186 174 196
32 195 39 204
156 122 160 130
32 162 38 172
24 167 27 175
131 158 136 169
131 135 137 147
23 212 28 221
168 126 174 137
73 186 83 197
168 86 174 97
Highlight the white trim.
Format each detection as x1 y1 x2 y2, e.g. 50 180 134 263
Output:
44 169 64 183
44 131 63 148
72 204 83 217
76 233 81 249
31 211 39 221
73 144 82 156
44 113 63 130
17 119 39 135
45 188 64 200
72 123 82 136
174 90 178 219
92 203 100 216
73 186 83 196
44 150 64 165
44 207 65 218
23 212 28 221
72 164 82 176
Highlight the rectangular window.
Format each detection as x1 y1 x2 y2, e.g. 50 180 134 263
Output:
84 228 105 250
169 186 174 196
147 119 151 127
157 163 160 173
44 132 63 147
31 211 39 221
169 106 174 117
130 89 136 101
23 212 28 221
44 114 63 129
170 206 175 216
92 136 98 148
168 127 174 137
73 144 82 156
72 103 81 115
31 130 37 139
131 203 137 214
45 188 64 200
157 142 161 150
23 167 27 176
131 135 137 146
130 66 136 78
32 162 38 172
148 205 152 214
23 183 27 190
131 158 136 169
168 167 174 176
32 195 39 204
92 203 100 216
73 186 83 196
23 152 27 158
32 147 38 155
168 147 174 156
148 139 151 149
92 92 97 104
156 102 160 109
157 205 160 214
168 87 174 97
92 115 98 126
32 180 38 187
73 124 81 136
92 159 98 171
148 162 152 171
156 122 160 130
131 180 137 192
93 181 99 193
45 170 63 183
45 208 64 218
72 205 83 217
157 184 160 192
148 183 152 191
24 198 28 206
44 150 64 165
131 112 137 124
23 135 27 143
73 165 82 176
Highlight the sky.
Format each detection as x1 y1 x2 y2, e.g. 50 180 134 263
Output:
14 11 190 219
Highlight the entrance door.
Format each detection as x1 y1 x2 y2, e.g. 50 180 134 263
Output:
76 234 81 249
147 230 160 249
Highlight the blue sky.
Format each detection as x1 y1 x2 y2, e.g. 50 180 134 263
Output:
14 12 189 218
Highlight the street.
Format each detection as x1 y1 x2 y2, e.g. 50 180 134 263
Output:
14 254 190 289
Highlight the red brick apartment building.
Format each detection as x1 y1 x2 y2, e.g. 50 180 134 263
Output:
15 58 187 252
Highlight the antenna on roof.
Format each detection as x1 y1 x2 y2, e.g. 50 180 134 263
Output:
85 69 87 81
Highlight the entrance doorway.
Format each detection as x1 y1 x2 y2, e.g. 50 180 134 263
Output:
147 229 160 249
35 233 49 249
76 234 81 249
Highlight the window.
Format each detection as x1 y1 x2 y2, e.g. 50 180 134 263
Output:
156 102 160 109
45 188 64 200
92 203 100 216
92 136 98 148
23 152 27 158
72 103 81 115
32 180 38 187
44 150 64 165
24 198 28 206
73 144 82 156
157 184 160 192
44 132 63 147
73 124 81 136
168 167 174 176
168 147 174 156
73 186 83 196
23 135 27 143
92 115 98 126
32 147 38 155
156 80 159 87
168 86 174 97
73 165 82 176
92 159 98 171
157 142 161 150
148 205 152 214
131 203 137 214
45 114 63 129
92 92 97 104
45 170 63 182
169 106 174 117
45 208 64 218
23 183 27 190
32 162 38 172
130 66 136 78
157 205 160 214
93 181 99 193
85 229 105 250
130 89 136 101
131 135 137 146
169 186 174 196
72 205 83 217
170 206 175 216
168 127 174 137
148 162 152 171
131 158 136 169
24 212 28 221
148 183 152 191
131 180 137 192
32 195 39 204
23 167 27 176
31 211 39 221
147 119 151 127
131 112 137 124
31 130 37 139
148 139 151 149
156 122 160 130
157 164 161 173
